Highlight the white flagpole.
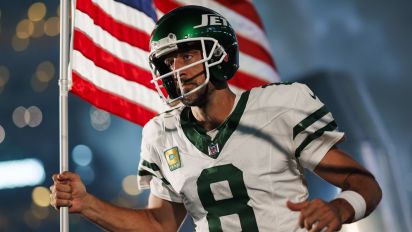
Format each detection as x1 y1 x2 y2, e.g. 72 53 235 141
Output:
59 0 70 231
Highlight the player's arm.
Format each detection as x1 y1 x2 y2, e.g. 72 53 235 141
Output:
50 171 187 232
287 146 382 232
314 146 381 221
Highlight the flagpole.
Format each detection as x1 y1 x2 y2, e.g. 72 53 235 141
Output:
59 0 70 231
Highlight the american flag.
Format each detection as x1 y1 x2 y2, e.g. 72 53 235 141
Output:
71 0 279 126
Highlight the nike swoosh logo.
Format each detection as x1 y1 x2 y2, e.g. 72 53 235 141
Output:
310 93 316 99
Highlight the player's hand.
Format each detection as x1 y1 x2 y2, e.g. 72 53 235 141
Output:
50 171 89 213
287 199 342 232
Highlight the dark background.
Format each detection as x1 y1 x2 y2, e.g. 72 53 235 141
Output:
0 1 411 231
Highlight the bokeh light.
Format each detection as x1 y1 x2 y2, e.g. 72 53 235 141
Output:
32 186 50 207
12 106 43 127
0 159 45 189
12 106 27 128
16 19 34 39
44 16 59 36
72 144 93 166
26 106 43 127
36 60 55 82
0 125 5 144
122 175 141 196
11 35 29 52
28 2 47 22
90 106 111 131
24 109 30 125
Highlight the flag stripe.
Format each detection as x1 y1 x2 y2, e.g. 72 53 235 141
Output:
213 0 264 29
237 35 276 69
91 0 155 37
72 72 157 125
152 0 180 13
77 0 151 51
73 30 166 95
72 50 168 113
229 72 269 90
74 10 150 71
239 52 279 83
112 0 158 21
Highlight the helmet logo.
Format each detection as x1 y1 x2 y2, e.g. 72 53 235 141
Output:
194 14 228 29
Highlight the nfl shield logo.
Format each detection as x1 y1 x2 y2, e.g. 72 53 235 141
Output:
208 143 220 157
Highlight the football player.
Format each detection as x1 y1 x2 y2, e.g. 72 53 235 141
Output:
50 5 381 232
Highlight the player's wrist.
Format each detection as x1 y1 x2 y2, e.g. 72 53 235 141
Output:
334 190 367 223
78 192 95 214
330 198 354 224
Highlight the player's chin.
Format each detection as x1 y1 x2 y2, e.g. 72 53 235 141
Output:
180 83 209 106
181 95 198 106
182 91 207 106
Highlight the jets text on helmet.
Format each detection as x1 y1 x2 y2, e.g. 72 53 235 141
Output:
194 14 228 29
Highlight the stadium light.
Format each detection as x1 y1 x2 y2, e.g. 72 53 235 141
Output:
0 158 45 189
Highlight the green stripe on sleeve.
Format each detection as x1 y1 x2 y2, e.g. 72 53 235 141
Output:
293 105 329 139
295 120 337 158
138 168 171 185
141 160 160 171
138 170 153 177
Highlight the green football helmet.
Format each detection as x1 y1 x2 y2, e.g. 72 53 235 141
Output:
148 5 239 105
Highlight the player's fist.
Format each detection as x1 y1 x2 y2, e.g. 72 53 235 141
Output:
287 199 342 232
49 171 88 213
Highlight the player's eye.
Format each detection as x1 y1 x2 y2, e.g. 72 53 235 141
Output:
182 54 193 62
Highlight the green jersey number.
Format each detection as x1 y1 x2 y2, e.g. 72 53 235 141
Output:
197 164 258 231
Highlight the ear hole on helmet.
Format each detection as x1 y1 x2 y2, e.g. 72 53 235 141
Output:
213 44 224 57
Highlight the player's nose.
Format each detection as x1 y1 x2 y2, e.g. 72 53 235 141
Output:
172 58 189 80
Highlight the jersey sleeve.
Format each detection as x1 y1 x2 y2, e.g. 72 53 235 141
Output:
137 120 183 203
290 83 345 171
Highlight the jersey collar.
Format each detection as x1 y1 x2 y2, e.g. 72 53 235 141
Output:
180 90 250 159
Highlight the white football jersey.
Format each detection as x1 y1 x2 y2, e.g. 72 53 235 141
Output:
137 83 344 232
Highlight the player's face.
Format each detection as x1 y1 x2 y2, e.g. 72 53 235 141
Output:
164 49 209 106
